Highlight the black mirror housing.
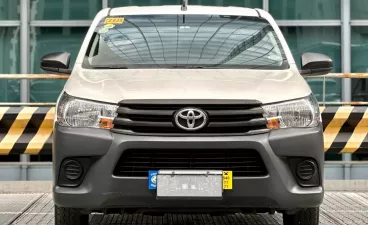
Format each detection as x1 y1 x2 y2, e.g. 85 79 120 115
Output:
300 52 333 76
40 52 72 74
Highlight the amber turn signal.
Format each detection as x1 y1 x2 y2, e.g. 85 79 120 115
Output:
267 117 280 129
99 117 114 129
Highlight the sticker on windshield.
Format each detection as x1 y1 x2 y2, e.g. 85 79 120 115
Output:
98 27 109 34
104 24 115 29
105 17 124 25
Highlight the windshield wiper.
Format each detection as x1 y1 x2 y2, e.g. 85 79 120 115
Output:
169 65 210 69
92 65 128 69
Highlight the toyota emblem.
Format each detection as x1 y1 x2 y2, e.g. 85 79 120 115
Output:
174 108 208 131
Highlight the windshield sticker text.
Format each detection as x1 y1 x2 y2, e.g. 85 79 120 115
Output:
104 18 124 25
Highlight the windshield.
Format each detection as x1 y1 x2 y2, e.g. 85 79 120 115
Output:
83 14 288 69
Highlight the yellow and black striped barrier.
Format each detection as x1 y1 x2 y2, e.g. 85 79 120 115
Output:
0 107 54 155
321 106 368 154
0 106 368 155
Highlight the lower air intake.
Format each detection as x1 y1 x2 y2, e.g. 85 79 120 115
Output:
113 149 268 177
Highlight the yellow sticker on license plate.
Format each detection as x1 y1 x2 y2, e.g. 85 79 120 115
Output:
104 18 124 24
222 171 233 190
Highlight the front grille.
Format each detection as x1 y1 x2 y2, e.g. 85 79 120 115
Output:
111 100 268 135
113 149 268 177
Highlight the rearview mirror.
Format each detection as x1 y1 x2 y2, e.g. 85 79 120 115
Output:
40 52 72 74
300 53 333 76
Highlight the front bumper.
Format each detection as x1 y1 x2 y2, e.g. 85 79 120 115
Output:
53 124 324 210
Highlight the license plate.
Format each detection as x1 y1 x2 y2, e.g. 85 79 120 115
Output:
156 170 223 198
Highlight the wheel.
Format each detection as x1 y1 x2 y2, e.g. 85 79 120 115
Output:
283 207 319 225
55 205 89 225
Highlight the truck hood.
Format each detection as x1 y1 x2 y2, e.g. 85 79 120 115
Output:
64 66 311 104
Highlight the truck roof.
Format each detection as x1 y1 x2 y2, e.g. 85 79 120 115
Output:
109 5 260 18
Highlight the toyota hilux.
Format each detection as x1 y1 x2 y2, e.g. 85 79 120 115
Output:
43 3 331 225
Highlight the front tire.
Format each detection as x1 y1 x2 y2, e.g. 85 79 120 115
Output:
55 205 89 225
283 207 319 225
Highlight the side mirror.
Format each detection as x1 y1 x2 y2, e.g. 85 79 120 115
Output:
40 52 72 74
300 52 333 76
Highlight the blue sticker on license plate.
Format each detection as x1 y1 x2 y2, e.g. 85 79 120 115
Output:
148 170 158 189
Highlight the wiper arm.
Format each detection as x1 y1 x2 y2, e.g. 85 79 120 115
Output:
170 65 208 69
92 65 128 69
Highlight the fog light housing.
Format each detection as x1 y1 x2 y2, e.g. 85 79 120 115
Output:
64 160 83 180
296 160 316 181
58 157 95 187
288 158 320 187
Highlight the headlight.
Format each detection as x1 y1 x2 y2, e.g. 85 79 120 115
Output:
262 95 320 129
57 93 118 129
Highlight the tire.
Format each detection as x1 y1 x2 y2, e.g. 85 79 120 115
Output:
283 207 319 225
55 205 89 225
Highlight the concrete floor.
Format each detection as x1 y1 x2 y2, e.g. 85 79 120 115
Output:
1 192 368 225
